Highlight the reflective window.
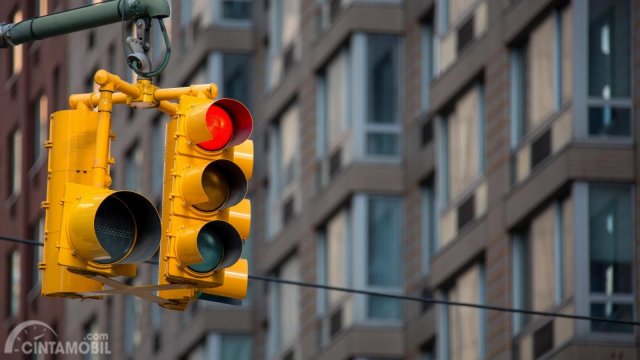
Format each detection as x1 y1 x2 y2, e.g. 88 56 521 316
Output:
367 196 402 319
589 185 634 333
587 0 631 137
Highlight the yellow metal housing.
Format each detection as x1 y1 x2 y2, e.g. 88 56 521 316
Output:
158 95 253 306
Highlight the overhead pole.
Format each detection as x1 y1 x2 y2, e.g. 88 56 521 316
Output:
0 0 170 48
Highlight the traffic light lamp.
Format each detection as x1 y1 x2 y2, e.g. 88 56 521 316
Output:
41 105 161 297
158 95 253 308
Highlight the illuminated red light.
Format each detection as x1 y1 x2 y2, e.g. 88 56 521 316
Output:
197 105 234 151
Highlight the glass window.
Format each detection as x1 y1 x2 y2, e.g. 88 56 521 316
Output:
325 50 348 151
588 185 634 333
422 20 436 110
421 183 438 273
367 197 402 320
445 84 483 201
9 128 22 196
124 282 143 354
512 198 572 333
220 335 251 360
587 0 631 137
36 0 48 16
279 105 299 190
268 256 300 355
222 54 251 107
527 16 554 130
33 95 48 164
83 318 100 360
9 250 21 318
10 10 23 76
365 34 401 157
446 263 486 360
589 186 633 294
326 210 347 306
511 6 572 144
221 0 251 21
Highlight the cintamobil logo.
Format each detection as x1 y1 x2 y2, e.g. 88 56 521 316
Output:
4 320 111 356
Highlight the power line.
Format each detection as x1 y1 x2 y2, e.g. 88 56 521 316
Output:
2 234 639 327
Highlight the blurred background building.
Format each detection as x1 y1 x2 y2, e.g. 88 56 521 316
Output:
0 0 639 359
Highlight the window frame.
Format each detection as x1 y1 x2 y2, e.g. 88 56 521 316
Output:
439 82 485 206
573 0 634 141
509 6 569 148
574 182 636 338
352 33 403 162
353 194 404 324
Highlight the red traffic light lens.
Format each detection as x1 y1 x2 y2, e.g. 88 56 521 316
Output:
197 105 234 151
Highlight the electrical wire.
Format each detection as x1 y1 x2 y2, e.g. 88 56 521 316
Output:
2 234 639 327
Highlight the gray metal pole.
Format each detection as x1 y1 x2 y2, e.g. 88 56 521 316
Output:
0 0 170 48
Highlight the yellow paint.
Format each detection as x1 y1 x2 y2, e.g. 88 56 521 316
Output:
158 95 253 306
199 259 248 300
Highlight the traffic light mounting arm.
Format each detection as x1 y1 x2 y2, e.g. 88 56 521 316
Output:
0 0 170 48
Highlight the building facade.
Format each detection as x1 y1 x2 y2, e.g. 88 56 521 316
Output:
0 1 68 358
0 0 638 359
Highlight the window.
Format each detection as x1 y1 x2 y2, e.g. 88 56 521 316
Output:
366 196 403 320
421 182 438 273
441 83 484 203
266 0 300 88
421 19 437 111
124 142 142 192
221 0 251 21
365 35 402 157
266 103 300 238
440 263 486 360
183 334 251 360
9 10 23 77
9 250 21 318
151 118 166 196
511 5 572 145
318 209 350 314
83 318 100 360
588 185 633 333
317 46 351 185
35 0 48 16
220 335 251 360
267 256 300 358
222 54 251 106
33 95 48 164
8 128 23 197
206 53 251 106
587 0 631 137
512 197 573 333
123 281 142 354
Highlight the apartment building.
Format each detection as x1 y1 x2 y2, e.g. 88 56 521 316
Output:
0 0 68 357
1 0 638 359
404 0 638 359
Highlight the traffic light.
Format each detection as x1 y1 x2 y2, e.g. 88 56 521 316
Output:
41 106 161 297
158 95 253 309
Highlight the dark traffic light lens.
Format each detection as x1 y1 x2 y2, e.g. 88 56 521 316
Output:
188 222 225 273
94 196 136 264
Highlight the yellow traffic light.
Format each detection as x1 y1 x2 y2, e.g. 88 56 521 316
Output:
158 94 253 309
42 99 160 297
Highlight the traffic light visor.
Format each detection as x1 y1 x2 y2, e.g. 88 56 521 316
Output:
68 189 161 264
186 99 253 151
177 220 243 274
182 159 248 212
